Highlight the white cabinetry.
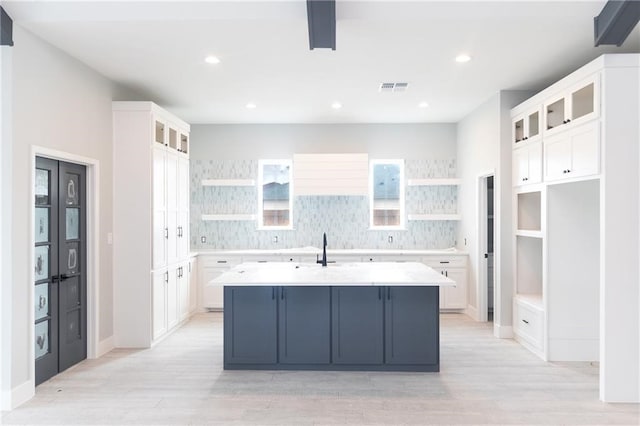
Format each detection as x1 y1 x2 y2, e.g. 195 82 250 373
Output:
423 256 467 310
543 121 599 182
188 257 198 314
512 107 541 145
513 141 542 186
199 255 242 310
113 102 192 348
544 76 599 135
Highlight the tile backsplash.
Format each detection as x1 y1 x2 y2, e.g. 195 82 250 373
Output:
191 159 458 250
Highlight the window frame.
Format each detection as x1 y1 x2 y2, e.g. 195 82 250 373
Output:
369 159 405 230
257 159 294 230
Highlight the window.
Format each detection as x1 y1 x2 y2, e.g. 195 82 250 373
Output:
370 159 404 229
258 160 293 229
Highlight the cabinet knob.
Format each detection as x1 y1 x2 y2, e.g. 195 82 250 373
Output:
566 119 571 122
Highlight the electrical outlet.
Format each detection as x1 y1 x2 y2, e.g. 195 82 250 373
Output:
272 236 279 244
201 236 206 243
388 235 393 244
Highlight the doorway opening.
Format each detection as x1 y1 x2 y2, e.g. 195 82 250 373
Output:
477 172 495 323
34 157 87 385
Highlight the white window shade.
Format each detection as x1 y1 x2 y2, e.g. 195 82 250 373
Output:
293 153 369 196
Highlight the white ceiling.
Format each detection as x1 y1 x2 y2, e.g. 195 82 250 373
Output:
3 1 639 124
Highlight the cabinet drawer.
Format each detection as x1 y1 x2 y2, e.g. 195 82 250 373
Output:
242 255 283 263
422 256 467 268
199 256 241 268
514 301 544 349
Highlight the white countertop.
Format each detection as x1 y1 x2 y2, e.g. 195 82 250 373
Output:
195 247 467 257
210 261 455 287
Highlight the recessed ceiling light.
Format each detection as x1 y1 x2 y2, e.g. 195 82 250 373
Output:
205 55 220 64
246 102 257 109
455 54 471 63
331 102 342 109
418 101 429 108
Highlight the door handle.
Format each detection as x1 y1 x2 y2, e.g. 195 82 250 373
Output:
60 274 71 281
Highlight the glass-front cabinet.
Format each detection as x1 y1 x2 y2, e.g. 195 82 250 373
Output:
513 107 542 145
543 75 599 136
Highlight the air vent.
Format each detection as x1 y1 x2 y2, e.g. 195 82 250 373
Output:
379 82 409 93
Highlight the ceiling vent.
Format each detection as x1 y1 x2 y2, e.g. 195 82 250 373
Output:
379 82 409 93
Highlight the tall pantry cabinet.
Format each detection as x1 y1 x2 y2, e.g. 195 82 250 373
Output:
113 102 194 348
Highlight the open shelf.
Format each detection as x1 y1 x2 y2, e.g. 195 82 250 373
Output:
515 230 543 238
407 214 461 221
407 178 461 186
201 214 256 221
514 293 544 310
516 236 543 295
517 191 542 231
202 179 256 187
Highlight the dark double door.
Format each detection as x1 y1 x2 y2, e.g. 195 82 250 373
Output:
35 157 87 385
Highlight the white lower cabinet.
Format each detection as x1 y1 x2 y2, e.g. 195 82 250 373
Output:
199 256 242 310
422 256 468 310
152 269 168 341
513 297 544 357
188 257 198 314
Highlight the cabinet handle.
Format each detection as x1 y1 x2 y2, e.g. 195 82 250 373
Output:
445 271 448 277
217 260 227 264
164 271 168 283
439 261 449 264
522 319 529 324
281 288 285 300
272 287 275 300
164 228 169 239
566 119 571 123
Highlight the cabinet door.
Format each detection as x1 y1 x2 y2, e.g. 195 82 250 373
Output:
527 142 542 184
177 158 190 212
279 286 331 364
152 270 167 340
224 286 278 365
202 267 227 309
166 211 178 265
188 258 197 313
513 146 529 186
331 286 383 365
442 269 467 309
152 148 167 269
385 286 438 365
544 134 572 182
177 210 189 260
166 153 178 211
167 267 179 329
152 210 167 269
178 264 190 321
152 147 166 210
569 121 599 178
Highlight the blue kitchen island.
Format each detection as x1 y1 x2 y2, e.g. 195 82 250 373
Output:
213 262 454 372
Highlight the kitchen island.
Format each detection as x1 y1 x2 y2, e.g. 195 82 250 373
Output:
212 261 454 372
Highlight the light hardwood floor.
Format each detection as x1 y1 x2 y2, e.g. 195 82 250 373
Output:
2 313 638 425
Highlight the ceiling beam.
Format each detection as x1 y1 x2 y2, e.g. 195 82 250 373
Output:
1 7 14 47
307 0 336 50
594 0 640 46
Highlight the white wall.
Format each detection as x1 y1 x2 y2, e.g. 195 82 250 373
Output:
456 90 531 330
192 123 457 160
5 25 125 408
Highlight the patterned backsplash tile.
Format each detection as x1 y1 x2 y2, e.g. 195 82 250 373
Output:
191 159 458 250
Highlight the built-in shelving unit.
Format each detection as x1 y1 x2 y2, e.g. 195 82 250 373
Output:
407 214 462 221
407 178 462 186
202 179 256 187
202 214 256 221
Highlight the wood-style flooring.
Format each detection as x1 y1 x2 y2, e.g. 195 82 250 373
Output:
2 313 638 425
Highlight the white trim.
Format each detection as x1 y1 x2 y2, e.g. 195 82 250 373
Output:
464 304 479 321
30 146 101 394
9 380 34 410
494 324 514 339
96 336 115 358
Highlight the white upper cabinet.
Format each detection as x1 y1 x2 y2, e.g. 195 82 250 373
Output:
544 75 599 136
544 120 600 182
512 107 542 146
513 141 542 186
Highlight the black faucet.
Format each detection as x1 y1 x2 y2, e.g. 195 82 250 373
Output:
317 232 328 267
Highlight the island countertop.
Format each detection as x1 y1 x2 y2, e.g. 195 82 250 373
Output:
211 261 455 287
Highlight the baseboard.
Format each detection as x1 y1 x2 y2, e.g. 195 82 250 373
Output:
494 323 514 339
464 304 478 321
10 380 34 410
97 335 114 357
